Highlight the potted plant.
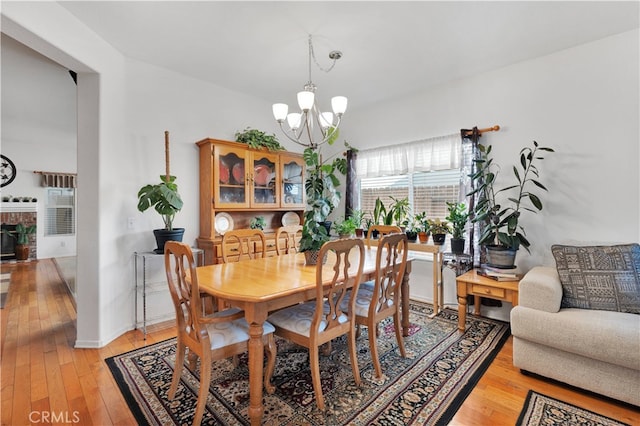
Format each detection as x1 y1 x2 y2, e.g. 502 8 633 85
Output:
414 212 430 243
333 216 358 238
362 217 374 238
299 140 351 264
2 223 36 260
428 218 450 245
446 202 469 254
372 198 386 229
235 127 284 151
389 196 410 228
468 140 554 267
137 131 184 253
402 216 419 241
348 209 366 238
250 216 266 230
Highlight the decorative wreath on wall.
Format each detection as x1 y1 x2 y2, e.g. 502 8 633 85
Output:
1 155 17 188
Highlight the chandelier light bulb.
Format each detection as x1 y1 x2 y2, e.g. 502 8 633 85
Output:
287 113 302 130
319 112 334 129
331 96 348 115
297 91 315 111
272 103 288 122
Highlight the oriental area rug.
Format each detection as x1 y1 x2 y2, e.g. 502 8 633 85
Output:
516 390 630 426
106 301 509 425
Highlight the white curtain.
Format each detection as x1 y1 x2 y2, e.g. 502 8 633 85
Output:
355 133 461 178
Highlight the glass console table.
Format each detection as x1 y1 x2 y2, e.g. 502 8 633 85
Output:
134 248 204 339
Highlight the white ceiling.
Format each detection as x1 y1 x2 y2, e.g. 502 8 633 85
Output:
59 1 639 111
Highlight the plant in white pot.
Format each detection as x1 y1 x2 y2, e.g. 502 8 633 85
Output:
467 140 554 268
137 131 184 253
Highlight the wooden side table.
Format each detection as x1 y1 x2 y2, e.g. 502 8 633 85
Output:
455 269 521 331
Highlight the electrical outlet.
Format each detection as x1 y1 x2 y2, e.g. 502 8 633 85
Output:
127 217 135 230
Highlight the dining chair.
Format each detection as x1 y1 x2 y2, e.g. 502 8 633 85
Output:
221 228 266 263
164 241 276 425
275 224 303 255
343 233 409 378
365 224 402 248
266 238 365 411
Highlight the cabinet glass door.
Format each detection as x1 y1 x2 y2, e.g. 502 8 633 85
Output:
215 149 248 208
252 153 278 208
281 156 305 208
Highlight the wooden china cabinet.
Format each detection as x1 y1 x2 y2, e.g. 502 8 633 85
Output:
196 138 305 264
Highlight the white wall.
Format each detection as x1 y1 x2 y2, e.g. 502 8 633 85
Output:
1 34 77 258
344 29 640 274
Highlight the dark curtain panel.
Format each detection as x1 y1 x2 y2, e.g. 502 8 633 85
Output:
345 149 356 217
460 127 482 266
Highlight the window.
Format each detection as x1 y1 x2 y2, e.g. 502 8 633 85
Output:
355 133 463 219
359 169 461 221
354 133 465 254
45 188 75 236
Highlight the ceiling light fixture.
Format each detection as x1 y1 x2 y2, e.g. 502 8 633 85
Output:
272 35 347 150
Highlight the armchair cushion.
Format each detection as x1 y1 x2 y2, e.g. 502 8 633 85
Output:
551 244 640 314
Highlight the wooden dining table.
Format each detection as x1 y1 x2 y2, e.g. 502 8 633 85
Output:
196 247 413 426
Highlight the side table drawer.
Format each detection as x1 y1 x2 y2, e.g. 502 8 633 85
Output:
471 284 505 298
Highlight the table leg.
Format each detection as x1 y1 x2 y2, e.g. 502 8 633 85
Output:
456 281 467 332
431 254 439 317
247 319 265 426
428 252 443 319
473 295 481 315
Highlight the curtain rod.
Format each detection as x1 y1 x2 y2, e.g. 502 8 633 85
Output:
33 170 77 175
462 125 500 137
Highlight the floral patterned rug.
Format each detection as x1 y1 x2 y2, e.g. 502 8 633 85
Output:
106 301 509 425
516 390 630 426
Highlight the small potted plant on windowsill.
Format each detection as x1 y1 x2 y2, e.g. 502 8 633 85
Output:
428 218 450 245
349 209 366 238
414 212 430 243
445 202 469 254
401 215 418 241
333 216 358 238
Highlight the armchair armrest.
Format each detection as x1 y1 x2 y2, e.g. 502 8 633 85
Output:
519 266 562 313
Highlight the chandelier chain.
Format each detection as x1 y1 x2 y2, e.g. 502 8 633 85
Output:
308 35 338 75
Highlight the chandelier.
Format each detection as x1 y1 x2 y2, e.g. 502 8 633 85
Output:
272 35 347 150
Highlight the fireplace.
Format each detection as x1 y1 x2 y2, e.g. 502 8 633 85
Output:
0 202 37 261
1 224 17 260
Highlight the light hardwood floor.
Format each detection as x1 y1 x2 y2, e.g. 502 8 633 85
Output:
1 259 638 425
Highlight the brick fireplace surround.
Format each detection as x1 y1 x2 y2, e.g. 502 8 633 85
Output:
1 202 37 261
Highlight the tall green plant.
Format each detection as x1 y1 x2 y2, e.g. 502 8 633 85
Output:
468 141 554 252
299 144 349 251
